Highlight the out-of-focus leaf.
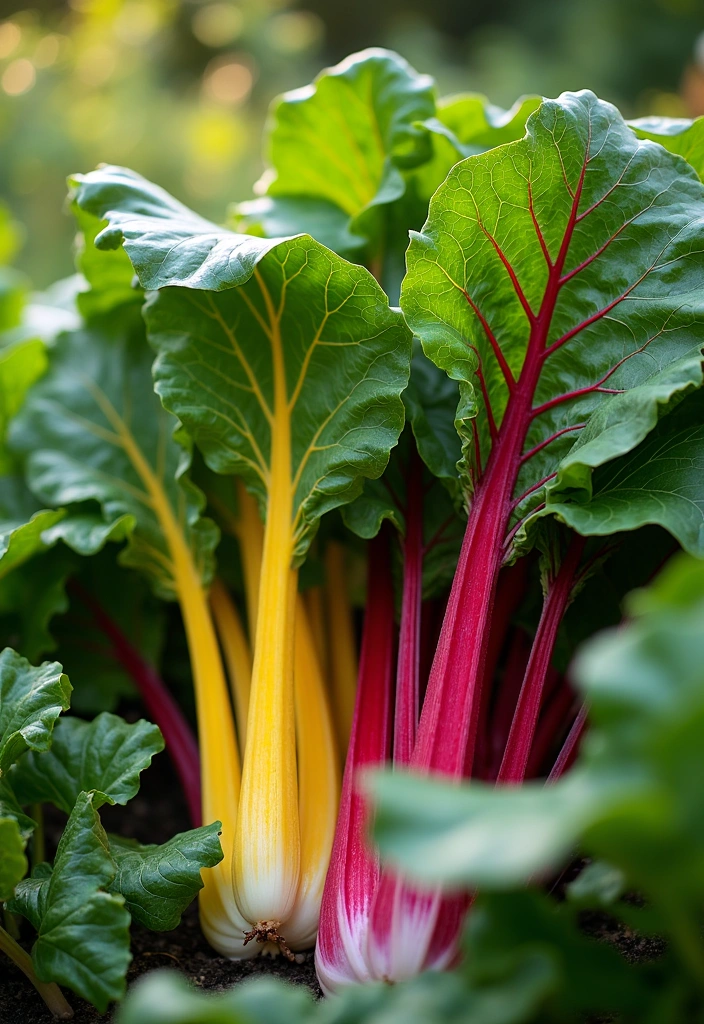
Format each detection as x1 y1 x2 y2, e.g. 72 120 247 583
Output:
427 93 541 158
116 973 314 1024
0 815 27 901
0 649 70 774
8 791 131 1012
9 712 163 813
107 823 223 930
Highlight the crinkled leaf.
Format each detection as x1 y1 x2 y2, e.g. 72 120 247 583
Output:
0 816 27 901
9 306 219 599
253 48 435 250
70 167 412 562
107 822 223 930
541 385 704 555
10 712 163 813
0 649 70 775
70 166 286 291
629 115 704 180
401 90 704 560
9 790 131 1012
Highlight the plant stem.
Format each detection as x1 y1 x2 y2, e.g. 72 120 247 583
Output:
394 445 424 766
30 804 45 867
498 534 586 784
547 703 588 781
210 579 252 749
325 541 359 755
0 924 73 1019
316 528 395 994
69 579 202 828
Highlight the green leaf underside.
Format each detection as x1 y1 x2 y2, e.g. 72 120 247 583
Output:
401 90 704 556
9 791 130 1011
9 307 218 599
0 815 27 900
543 387 704 555
629 115 704 181
260 48 435 227
107 823 223 930
70 165 412 561
10 712 164 813
0 649 70 775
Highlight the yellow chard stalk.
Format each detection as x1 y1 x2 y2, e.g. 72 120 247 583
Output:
70 164 412 955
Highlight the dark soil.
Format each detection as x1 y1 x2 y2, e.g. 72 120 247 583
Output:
0 747 319 1024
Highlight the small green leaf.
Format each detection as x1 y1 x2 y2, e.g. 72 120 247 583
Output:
9 791 131 1012
10 712 164 812
0 649 70 775
0 815 28 901
107 822 223 930
566 861 626 906
543 386 704 555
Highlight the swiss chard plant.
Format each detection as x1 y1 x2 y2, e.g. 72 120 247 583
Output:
3 43 704 1018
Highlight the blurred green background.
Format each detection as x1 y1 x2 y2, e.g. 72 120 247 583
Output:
1 0 703 287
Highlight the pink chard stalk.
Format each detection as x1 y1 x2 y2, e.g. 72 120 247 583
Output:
318 90 701 988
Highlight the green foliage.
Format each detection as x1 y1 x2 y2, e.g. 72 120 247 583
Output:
10 791 132 1012
401 90 704 553
9 712 164 812
0 648 222 1011
71 166 412 562
9 306 219 598
108 825 224 930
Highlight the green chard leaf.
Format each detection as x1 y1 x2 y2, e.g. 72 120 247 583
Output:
629 115 704 180
9 712 164 813
236 48 435 257
9 790 131 1011
8 303 219 600
70 166 412 564
107 823 223 930
540 385 704 555
0 649 70 775
401 90 704 562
